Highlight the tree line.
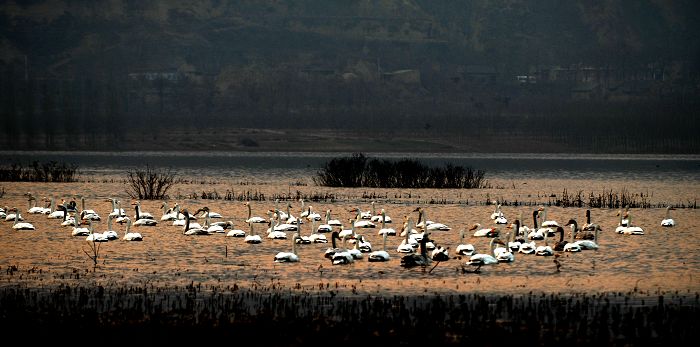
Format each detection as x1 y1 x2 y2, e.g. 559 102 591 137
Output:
1 64 697 153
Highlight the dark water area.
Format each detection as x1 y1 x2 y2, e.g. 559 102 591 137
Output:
3 151 700 182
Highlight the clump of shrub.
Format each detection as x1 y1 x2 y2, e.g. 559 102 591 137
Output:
125 166 176 200
314 153 487 188
0 161 78 182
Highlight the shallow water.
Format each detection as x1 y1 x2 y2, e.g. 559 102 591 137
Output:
0 151 699 296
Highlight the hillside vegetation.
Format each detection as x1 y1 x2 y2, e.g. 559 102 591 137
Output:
1 1 698 153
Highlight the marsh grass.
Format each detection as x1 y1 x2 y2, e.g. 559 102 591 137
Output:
314 153 487 189
0 161 78 182
0 283 695 345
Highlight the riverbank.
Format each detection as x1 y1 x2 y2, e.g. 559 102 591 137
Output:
4 128 697 154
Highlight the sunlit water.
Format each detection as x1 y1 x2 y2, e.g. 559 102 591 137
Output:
1 151 699 296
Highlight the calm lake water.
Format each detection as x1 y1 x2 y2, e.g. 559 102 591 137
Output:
1 150 699 297
3 151 700 182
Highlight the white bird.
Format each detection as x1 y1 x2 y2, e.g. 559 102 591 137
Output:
107 198 126 219
132 201 155 220
563 225 582 252
661 206 675 227
47 197 65 219
538 206 560 228
455 229 476 256
5 208 23 222
615 208 628 234
226 221 246 237
376 209 396 236
400 236 431 268
415 207 450 231
316 209 334 233
85 220 108 242
122 219 143 241
368 232 391 262
79 197 100 221
308 220 328 243
345 235 363 260
102 215 119 240
581 209 603 232
182 210 210 235
274 233 301 263
507 220 523 252
467 238 499 268
369 202 392 223
470 223 499 238
267 213 291 239
244 222 262 244
572 224 599 250
490 203 504 220
352 208 376 228
495 237 515 263
26 194 50 214
71 210 90 236
619 210 645 235
324 231 344 259
535 229 554 256
11 208 35 230
397 218 419 253
527 210 547 240
160 202 178 221
326 210 343 227
491 204 508 224
330 233 355 265
245 202 268 224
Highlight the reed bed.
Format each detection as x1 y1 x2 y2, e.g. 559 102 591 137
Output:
314 153 488 189
0 283 695 346
0 161 78 182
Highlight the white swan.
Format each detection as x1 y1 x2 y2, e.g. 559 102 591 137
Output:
527 210 546 240
131 201 155 220
316 209 334 233
400 235 431 268
47 197 65 219
455 229 476 256
226 221 246 237
415 207 450 231
102 215 119 240
490 203 504 220
582 209 603 232
79 197 100 221
326 209 343 227
619 210 644 235
123 219 143 241
467 238 499 268
563 225 582 252
132 202 158 227
11 208 35 230
330 233 355 265
370 202 392 223
85 220 108 242
274 233 301 263
377 209 396 236
470 223 499 238
71 209 90 236
160 202 178 221
538 206 560 228
245 202 268 224
352 208 376 228
572 223 599 250
26 194 50 214
535 228 554 256
267 215 289 240
244 222 262 244
661 206 675 227
308 220 328 243
107 198 126 219
397 218 419 253
490 203 507 224
495 234 515 263
368 232 391 262
182 209 210 235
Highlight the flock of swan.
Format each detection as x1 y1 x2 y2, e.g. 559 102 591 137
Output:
2 193 678 271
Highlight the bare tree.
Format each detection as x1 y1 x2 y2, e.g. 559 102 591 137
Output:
125 166 176 200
